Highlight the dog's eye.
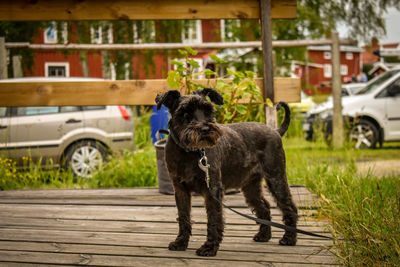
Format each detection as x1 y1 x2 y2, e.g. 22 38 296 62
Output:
184 113 191 121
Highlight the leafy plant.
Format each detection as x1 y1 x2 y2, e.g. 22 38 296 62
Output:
167 47 265 123
167 47 205 94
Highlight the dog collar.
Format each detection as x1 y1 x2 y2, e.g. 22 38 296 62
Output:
168 122 201 153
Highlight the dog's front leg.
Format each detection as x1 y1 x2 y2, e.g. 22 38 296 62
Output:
169 182 192 251
196 185 224 257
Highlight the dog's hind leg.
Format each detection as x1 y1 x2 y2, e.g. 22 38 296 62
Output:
242 176 272 242
168 181 192 251
265 172 298 246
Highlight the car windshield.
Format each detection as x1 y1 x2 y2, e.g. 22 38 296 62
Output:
348 85 364 95
356 69 400 95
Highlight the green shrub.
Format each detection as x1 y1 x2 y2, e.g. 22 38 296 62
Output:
134 107 152 150
90 148 157 188
167 47 266 124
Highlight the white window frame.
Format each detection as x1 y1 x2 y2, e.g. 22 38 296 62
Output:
90 25 113 44
45 62 70 77
182 20 202 44
44 21 67 44
323 64 332 78
341 64 348 75
323 51 331 60
110 63 116 80
108 63 130 80
345 52 353 60
124 62 130 80
133 21 155 44
220 19 240 42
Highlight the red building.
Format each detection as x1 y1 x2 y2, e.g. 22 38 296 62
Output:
292 45 363 95
23 20 226 80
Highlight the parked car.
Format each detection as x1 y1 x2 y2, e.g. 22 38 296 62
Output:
341 83 366 96
306 83 366 118
303 68 400 148
0 78 134 177
289 91 313 114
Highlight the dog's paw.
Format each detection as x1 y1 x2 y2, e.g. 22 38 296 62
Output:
279 234 297 246
168 239 188 251
253 231 271 242
196 242 219 257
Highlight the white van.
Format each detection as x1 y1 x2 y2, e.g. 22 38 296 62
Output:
303 67 400 149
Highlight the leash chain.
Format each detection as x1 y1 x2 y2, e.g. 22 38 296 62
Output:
197 149 334 240
198 149 211 188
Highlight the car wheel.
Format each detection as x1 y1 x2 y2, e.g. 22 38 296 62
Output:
349 119 378 149
64 140 108 178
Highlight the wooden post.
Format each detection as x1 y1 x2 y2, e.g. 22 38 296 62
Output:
260 0 277 128
0 37 7 79
331 31 343 149
305 49 309 89
12 55 23 78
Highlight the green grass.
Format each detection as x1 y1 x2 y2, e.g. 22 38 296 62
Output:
0 148 157 190
283 137 400 266
89 148 157 188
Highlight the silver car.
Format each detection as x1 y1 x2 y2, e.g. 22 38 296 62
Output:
0 80 134 178
0 105 134 177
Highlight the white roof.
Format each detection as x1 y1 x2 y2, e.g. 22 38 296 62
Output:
0 77 105 82
368 62 400 75
308 45 363 53
291 60 324 68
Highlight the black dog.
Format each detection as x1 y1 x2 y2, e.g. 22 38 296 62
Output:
155 88 297 256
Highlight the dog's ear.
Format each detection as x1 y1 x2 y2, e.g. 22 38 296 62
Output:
155 90 181 111
194 88 224 105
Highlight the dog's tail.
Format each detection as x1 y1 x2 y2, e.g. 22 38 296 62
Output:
276 102 291 137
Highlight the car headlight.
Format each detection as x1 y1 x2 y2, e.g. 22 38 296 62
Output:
319 108 333 120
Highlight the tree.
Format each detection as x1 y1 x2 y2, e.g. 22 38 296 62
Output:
226 0 400 75
295 0 400 42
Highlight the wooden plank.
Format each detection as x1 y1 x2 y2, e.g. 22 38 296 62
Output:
0 250 270 267
0 228 334 249
0 186 316 208
0 237 331 258
0 241 336 265
0 0 297 21
0 204 317 222
0 78 300 106
5 39 356 50
0 185 311 198
0 241 333 260
0 186 312 198
0 196 316 208
0 217 330 237
0 189 316 208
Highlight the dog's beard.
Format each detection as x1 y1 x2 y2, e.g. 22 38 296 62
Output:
179 123 223 149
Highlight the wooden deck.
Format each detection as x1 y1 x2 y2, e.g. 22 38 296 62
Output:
0 186 337 266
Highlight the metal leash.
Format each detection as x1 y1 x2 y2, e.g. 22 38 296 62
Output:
197 151 335 240
198 149 210 188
